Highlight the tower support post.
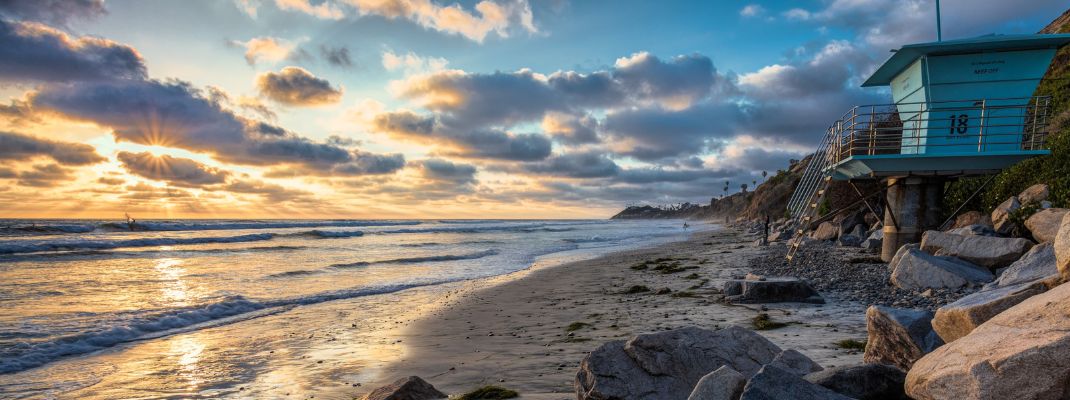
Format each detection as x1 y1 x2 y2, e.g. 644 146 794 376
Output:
881 176 945 261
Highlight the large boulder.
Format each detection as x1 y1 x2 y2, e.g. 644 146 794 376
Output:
863 306 943 371
739 364 854 400
919 230 1034 269
888 246 994 290
575 326 782 400
990 196 1021 235
687 366 746 400
1024 208 1068 243
836 210 867 238
1054 211 1070 280
811 221 837 241
931 279 1054 343
905 282 1070 400
985 242 1058 289
1018 183 1050 204
723 278 824 304
950 211 990 229
945 224 998 237
860 229 883 252
805 364 908 400
769 349 823 376
362 376 447 400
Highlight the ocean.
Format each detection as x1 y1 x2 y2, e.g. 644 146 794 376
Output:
0 218 699 399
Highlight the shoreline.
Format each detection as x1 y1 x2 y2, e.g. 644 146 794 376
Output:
362 225 869 398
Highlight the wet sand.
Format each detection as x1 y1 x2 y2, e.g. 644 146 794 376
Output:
366 226 869 399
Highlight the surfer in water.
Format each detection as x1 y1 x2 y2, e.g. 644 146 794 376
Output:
125 213 137 231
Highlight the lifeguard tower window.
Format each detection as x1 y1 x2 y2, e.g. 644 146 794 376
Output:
820 34 1070 180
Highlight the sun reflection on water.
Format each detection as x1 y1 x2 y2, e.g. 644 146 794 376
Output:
153 257 190 306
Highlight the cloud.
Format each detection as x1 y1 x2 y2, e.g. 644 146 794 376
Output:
612 52 720 109
256 66 343 106
523 151 619 178
371 110 552 160
346 0 537 42
30 78 400 176
0 131 106 165
233 0 262 18
415 158 477 184
97 176 125 185
0 19 146 83
320 45 354 68
117 151 230 187
739 4 765 17
275 0 344 19
602 102 739 161
0 0 106 26
228 36 305 65
541 111 600 145
382 49 448 74
220 179 311 202
739 40 871 99
9 163 74 187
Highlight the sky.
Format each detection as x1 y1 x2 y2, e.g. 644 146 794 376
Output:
0 0 1065 219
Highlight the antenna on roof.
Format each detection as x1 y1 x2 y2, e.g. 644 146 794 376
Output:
935 0 943 41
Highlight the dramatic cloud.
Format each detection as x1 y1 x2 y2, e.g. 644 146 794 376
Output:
0 0 106 26
0 19 146 83
347 0 537 42
31 78 399 176
602 103 739 161
541 111 600 145
612 52 721 109
7 163 75 187
229 36 304 65
117 151 230 187
256 66 343 106
320 45 353 68
523 151 619 178
0 131 106 165
415 158 477 184
372 110 552 161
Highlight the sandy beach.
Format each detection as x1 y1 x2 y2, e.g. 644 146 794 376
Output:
364 225 870 399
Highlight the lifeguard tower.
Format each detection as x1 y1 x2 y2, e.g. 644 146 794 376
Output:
786 32 1070 262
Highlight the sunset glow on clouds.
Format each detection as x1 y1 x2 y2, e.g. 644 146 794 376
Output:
0 0 1064 219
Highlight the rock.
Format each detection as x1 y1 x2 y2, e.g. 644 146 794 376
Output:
723 278 825 304
990 196 1020 235
1018 183 1050 204
1056 211 1070 280
945 224 998 237
919 230 1034 269
837 210 867 238
769 349 823 376
985 242 1058 289
886 243 918 272
863 306 943 371
768 229 792 243
805 364 908 400
888 246 994 290
1025 208 1068 243
837 224 867 247
744 273 766 281
1041 200 1053 209
739 364 854 400
575 326 782 400
811 222 837 241
687 366 746 400
950 211 986 229
931 279 1054 343
362 376 447 400
905 281 1070 400
860 232 883 252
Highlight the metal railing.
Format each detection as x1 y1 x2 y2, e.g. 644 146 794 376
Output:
824 96 1052 164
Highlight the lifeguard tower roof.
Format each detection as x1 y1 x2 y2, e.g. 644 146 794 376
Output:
863 34 1070 87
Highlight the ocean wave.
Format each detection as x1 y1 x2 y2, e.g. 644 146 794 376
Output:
0 282 445 374
0 233 276 255
0 224 97 235
97 220 419 232
329 249 500 269
562 236 611 244
379 223 577 235
0 245 307 263
292 230 365 239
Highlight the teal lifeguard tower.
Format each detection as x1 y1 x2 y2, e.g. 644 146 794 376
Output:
787 32 1070 262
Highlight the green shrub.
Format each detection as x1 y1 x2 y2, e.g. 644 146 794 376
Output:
836 339 867 350
565 322 591 332
622 285 650 294
751 313 788 330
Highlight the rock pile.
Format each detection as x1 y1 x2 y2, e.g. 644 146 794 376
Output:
575 326 907 400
